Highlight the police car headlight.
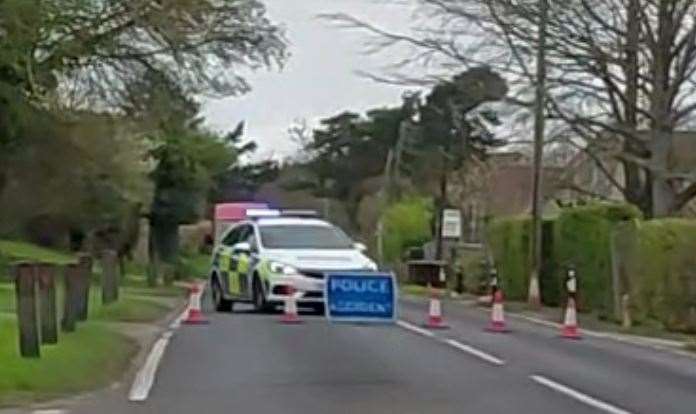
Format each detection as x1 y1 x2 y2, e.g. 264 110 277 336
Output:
269 261 298 275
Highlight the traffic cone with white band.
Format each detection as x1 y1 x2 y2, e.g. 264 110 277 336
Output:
561 296 581 339
486 289 509 333
280 284 303 324
425 285 449 329
561 267 581 339
183 283 209 325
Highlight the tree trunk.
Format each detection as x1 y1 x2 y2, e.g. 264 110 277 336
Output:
650 130 675 217
150 218 179 263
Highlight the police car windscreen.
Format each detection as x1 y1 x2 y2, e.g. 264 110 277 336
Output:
259 225 354 249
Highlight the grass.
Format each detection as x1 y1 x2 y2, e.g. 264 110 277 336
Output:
400 284 449 297
178 252 211 279
0 283 13 313
0 314 137 407
0 239 189 406
91 295 174 324
0 240 74 266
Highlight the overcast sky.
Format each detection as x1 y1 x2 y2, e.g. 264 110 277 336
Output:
201 0 418 159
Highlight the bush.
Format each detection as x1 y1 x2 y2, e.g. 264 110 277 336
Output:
486 216 532 300
486 202 640 307
381 197 433 263
624 219 696 333
554 202 641 314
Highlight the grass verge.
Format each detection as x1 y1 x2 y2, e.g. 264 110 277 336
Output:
0 314 138 407
91 295 175 324
0 240 74 266
0 239 188 406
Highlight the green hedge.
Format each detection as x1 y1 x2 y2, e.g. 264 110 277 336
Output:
624 219 696 333
486 216 532 300
382 197 433 263
486 202 641 308
554 203 641 314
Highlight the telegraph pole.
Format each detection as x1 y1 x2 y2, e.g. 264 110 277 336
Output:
529 0 549 309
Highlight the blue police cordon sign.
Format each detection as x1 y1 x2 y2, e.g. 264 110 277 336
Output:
325 272 397 323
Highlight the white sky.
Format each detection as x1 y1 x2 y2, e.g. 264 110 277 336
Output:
201 0 418 159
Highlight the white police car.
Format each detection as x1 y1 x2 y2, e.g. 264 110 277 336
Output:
209 210 378 312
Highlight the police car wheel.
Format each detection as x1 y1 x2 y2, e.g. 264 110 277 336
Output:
212 277 233 313
252 278 269 313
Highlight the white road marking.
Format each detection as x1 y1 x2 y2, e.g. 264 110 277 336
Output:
530 375 633 414
169 307 189 330
444 339 505 366
397 320 505 366
128 335 171 402
397 320 436 337
129 282 206 402
32 410 67 414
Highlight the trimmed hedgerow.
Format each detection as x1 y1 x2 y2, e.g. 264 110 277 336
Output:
624 219 696 333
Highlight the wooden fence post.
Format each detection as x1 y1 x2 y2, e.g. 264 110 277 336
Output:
76 254 92 321
13 262 40 358
62 263 80 333
36 263 58 344
100 250 119 305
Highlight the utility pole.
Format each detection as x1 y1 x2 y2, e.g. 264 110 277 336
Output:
529 0 549 309
376 149 394 267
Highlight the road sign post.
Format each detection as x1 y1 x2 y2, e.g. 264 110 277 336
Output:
325 272 397 323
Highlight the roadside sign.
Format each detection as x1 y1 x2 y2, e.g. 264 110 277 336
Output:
442 209 462 239
325 272 397 323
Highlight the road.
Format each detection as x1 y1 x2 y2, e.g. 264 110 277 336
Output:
53 296 696 414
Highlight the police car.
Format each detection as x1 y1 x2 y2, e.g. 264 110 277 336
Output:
209 209 378 312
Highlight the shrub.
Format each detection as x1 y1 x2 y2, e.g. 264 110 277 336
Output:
554 202 641 315
381 197 433 263
486 202 640 308
624 219 696 333
486 216 532 300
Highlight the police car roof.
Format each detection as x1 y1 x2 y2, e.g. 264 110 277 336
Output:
256 217 332 227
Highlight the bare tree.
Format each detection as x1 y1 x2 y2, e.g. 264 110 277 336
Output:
323 0 696 218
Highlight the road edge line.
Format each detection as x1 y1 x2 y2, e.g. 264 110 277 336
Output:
127 333 172 402
128 282 204 402
530 375 633 414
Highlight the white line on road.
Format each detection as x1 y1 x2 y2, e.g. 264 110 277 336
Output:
396 320 436 337
443 339 505 366
128 332 172 402
32 410 67 414
397 320 505 366
530 375 633 414
129 282 206 402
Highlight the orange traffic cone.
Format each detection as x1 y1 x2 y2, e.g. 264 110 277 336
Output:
425 287 449 329
561 297 581 339
183 284 209 325
486 289 509 333
279 284 303 324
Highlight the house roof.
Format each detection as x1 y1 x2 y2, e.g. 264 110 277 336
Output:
485 165 563 216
